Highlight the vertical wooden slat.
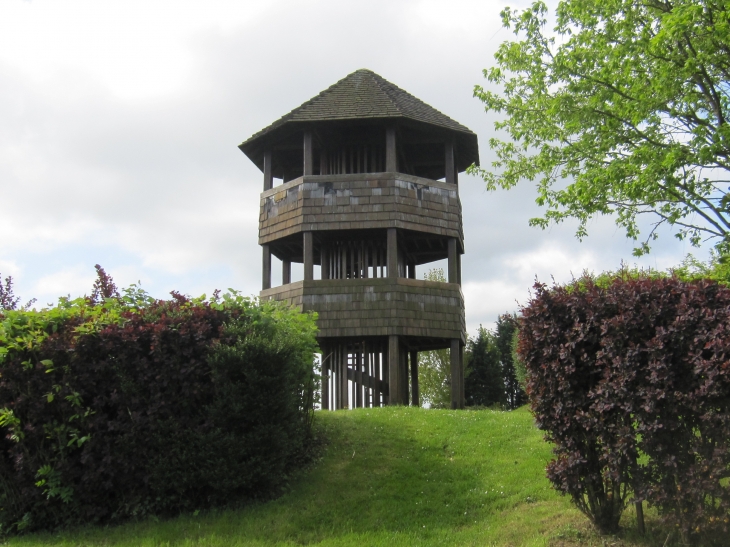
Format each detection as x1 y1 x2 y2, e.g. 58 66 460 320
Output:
387 228 398 279
263 150 273 191
459 344 465 409
303 132 313 176
386 127 397 172
304 232 314 281
356 344 363 408
320 246 329 280
341 344 348 409
350 244 355 278
450 339 461 410
282 259 291 285
400 348 410 406
445 139 455 184
321 343 329 411
320 149 327 175
262 245 271 290
448 238 458 283
388 336 401 405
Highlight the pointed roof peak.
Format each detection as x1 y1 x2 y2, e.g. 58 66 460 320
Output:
240 69 476 150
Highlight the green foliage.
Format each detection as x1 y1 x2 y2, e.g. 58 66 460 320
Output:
510 328 527 392
494 314 525 409
519 274 730 542
464 326 506 408
470 0 730 256
417 269 451 408
0 277 318 535
418 349 451 408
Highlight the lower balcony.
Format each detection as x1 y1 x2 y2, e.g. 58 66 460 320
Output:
260 277 465 342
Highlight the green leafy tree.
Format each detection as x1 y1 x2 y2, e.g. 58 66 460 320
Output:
470 0 730 256
417 268 452 408
418 349 452 408
465 326 507 408
495 313 526 409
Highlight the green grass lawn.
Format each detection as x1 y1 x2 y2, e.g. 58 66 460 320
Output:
5 407 671 547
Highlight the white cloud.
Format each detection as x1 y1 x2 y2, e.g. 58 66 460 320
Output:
0 0 706 335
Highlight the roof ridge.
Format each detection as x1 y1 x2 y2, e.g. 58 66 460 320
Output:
366 70 406 117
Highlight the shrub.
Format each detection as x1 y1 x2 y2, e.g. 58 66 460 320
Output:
0 290 318 534
519 275 730 542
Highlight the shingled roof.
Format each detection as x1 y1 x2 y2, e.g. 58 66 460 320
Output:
239 69 479 173
241 69 475 147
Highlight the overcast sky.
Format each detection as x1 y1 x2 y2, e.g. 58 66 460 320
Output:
0 0 708 333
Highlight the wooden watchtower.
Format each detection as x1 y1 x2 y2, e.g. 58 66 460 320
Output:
239 69 478 409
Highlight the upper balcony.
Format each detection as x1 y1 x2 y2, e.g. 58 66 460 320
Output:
259 172 463 249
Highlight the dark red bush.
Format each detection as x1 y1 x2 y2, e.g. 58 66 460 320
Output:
519 276 730 542
0 296 318 534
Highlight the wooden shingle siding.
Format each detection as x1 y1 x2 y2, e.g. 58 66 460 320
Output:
261 278 466 343
259 173 464 248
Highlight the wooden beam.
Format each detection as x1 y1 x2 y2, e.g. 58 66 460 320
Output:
450 338 461 410
387 228 398 279
303 232 314 281
445 140 455 184
282 259 291 285
448 238 458 283
321 343 329 411
388 335 401 405
263 150 273 191
386 127 397 172
303 132 313 176
410 351 419 407
459 343 465 409
321 246 329 280
262 245 271 290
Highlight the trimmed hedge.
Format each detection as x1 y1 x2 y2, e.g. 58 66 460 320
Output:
519 275 730 543
0 291 318 534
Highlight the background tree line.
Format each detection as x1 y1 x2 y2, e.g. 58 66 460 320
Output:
417 270 525 409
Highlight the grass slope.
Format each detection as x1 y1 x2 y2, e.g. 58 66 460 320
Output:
7 407 664 547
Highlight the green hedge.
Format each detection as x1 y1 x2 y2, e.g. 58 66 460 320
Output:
0 290 318 534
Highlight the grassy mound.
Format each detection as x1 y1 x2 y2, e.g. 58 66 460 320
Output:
7 407 665 546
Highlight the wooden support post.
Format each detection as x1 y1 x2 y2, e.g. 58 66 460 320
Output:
407 261 416 279
410 351 419 407
262 245 271 290
457 252 462 286
445 140 455 184
459 343 465 409
303 131 313 176
321 343 329 411
356 347 363 408
401 347 409 404
320 149 327 175
304 231 314 281
386 127 397 172
448 238 458 283
388 335 401 405
387 228 398 279
340 345 348 409
450 338 461 410
282 259 291 285
321 246 329 280
263 150 273 191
